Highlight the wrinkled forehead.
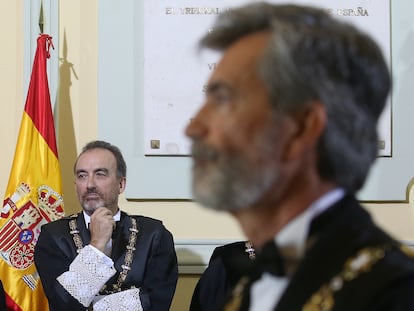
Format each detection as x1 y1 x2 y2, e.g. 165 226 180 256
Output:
75 148 117 172
212 31 270 77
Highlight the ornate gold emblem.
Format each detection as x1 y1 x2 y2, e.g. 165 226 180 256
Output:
303 245 388 311
223 276 249 311
400 244 414 258
69 215 138 293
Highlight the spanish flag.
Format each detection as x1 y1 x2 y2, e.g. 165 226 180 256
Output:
0 34 64 311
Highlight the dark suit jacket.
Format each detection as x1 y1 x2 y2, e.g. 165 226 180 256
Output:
34 211 178 311
0 280 6 311
223 195 414 311
190 241 255 311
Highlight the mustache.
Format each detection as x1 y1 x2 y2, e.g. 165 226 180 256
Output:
83 188 102 197
191 143 219 161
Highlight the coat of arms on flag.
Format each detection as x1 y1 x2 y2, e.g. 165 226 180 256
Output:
0 183 63 271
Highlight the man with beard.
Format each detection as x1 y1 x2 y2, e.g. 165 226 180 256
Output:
35 140 178 311
185 3 414 311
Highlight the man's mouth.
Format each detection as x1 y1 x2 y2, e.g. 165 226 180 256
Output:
191 144 218 163
84 193 101 200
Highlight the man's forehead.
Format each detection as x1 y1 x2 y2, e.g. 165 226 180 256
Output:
76 148 116 168
221 31 269 62
208 31 270 83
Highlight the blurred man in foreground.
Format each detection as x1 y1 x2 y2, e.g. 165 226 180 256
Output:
186 2 414 310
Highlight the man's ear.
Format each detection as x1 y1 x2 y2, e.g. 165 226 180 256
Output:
284 101 327 161
119 177 127 194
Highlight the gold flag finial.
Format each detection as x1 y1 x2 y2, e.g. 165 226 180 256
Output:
39 1 44 34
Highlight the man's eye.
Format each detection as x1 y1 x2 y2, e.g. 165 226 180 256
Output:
212 90 231 104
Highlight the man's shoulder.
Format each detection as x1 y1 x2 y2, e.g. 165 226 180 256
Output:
302 243 414 310
378 243 414 276
128 214 162 224
210 241 255 275
127 214 167 231
212 241 249 259
41 213 80 231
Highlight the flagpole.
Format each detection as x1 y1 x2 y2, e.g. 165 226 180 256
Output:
26 0 59 106
39 1 44 34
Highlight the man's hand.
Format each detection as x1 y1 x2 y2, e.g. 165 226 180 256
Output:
89 207 115 252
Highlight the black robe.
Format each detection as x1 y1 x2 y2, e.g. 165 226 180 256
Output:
190 241 255 311
0 280 6 311
223 195 414 311
34 211 178 311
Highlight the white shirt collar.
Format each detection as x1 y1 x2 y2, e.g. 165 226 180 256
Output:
251 189 345 311
275 188 345 259
83 209 121 227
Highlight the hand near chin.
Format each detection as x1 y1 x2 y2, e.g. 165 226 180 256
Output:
89 206 115 252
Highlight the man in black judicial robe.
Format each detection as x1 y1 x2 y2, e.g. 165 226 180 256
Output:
227 195 414 311
35 141 178 311
185 2 414 310
35 210 178 311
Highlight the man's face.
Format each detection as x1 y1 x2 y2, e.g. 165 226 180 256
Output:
185 32 292 212
74 148 125 215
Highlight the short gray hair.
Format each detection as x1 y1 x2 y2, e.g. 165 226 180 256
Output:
74 140 127 179
199 2 390 192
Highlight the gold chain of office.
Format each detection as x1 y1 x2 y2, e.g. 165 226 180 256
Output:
68 215 139 294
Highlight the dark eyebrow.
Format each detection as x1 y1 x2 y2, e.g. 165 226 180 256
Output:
94 168 109 174
75 169 87 175
75 168 109 175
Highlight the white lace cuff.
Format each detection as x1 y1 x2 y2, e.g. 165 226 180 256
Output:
57 245 116 307
93 288 142 311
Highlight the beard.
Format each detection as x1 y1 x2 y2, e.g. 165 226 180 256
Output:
82 201 102 215
79 189 105 215
81 200 103 216
191 141 279 212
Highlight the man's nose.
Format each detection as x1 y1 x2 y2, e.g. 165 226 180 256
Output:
86 176 96 189
185 107 209 140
